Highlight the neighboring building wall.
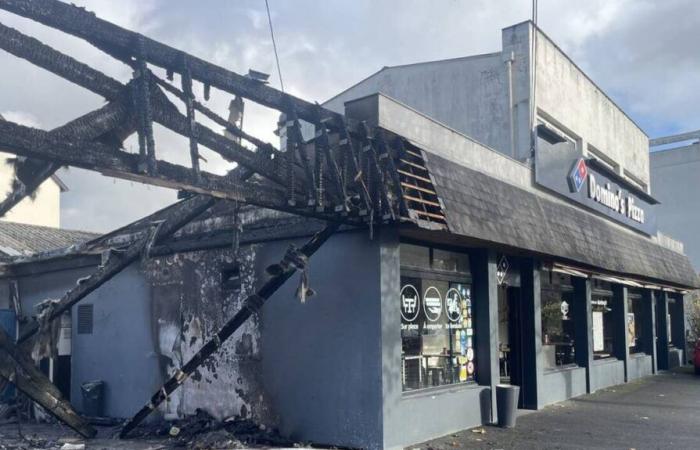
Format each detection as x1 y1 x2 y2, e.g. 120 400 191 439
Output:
650 144 700 271
323 54 513 158
0 152 62 228
533 27 650 190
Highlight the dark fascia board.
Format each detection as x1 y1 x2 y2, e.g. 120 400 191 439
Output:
585 157 659 204
2 253 100 279
398 224 697 291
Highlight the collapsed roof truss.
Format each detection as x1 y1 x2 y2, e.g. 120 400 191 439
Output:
0 0 431 438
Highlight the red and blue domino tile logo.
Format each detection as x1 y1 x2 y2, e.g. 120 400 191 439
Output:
568 158 588 193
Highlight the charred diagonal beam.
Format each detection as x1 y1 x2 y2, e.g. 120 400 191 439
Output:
0 119 287 206
0 0 344 127
120 222 340 438
0 160 60 217
17 194 218 344
0 327 96 438
153 75 271 152
0 91 134 218
0 22 282 184
0 21 122 99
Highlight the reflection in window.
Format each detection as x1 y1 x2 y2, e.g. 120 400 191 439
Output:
541 271 576 369
400 243 474 392
592 280 614 360
627 292 644 354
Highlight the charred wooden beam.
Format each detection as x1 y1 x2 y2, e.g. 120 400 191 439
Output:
180 58 201 180
0 92 134 219
0 0 344 126
0 22 121 99
17 194 218 344
0 327 96 438
0 119 289 207
0 22 282 183
119 222 340 438
134 36 157 174
0 161 60 217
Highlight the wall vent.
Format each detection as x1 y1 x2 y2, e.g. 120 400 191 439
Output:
77 304 93 335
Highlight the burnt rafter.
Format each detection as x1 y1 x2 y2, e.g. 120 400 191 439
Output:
0 0 419 438
0 0 344 127
0 13 406 223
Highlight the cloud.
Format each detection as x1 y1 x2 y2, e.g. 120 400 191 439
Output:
0 0 698 232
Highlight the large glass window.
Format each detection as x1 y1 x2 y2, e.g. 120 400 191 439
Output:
592 280 614 360
400 243 474 392
541 271 576 369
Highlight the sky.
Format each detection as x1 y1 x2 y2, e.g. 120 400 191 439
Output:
1 0 699 232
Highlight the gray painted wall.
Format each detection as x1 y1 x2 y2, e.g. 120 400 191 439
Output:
540 367 587 406
589 359 625 393
16 264 161 418
650 145 700 272
627 354 653 381
260 231 384 449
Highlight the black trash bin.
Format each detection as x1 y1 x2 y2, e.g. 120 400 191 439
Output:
496 384 520 428
81 380 104 417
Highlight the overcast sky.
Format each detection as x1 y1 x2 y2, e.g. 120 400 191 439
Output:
1 0 699 232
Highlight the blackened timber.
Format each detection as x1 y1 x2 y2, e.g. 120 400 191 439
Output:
0 96 133 219
119 222 340 438
180 60 201 179
152 75 271 151
0 120 288 208
0 327 96 438
0 22 122 99
0 23 282 183
17 195 218 344
0 161 60 217
0 0 344 127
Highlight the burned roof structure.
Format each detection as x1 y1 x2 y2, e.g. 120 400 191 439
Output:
0 1 697 447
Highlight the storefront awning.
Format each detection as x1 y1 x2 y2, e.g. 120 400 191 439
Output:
419 151 699 289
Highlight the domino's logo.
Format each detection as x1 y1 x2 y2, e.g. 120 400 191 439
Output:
568 158 588 193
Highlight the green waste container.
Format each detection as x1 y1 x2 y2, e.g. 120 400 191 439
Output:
81 380 104 417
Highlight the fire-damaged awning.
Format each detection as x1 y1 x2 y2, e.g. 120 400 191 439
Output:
412 150 699 289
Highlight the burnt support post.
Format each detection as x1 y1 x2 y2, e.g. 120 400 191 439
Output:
0 327 96 438
611 284 630 381
469 249 499 422
120 222 340 438
655 291 670 371
572 277 593 392
641 289 658 374
519 258 542 409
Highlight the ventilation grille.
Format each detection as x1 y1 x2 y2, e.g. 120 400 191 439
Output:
77 304 93 335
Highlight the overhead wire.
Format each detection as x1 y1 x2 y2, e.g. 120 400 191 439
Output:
264 0 285 92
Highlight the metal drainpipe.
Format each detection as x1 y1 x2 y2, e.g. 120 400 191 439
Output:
504 51 516 158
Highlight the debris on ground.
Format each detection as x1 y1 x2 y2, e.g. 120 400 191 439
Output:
127 408 295 448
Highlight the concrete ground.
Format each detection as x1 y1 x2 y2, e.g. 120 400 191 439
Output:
410 367 700 450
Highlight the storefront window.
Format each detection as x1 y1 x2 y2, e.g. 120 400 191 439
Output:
592 280 614 360
541 271 576 369
627 292 644 354
400 243 474 392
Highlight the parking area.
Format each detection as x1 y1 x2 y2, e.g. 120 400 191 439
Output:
411 367 700 450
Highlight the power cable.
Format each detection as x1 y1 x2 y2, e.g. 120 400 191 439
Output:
264 0 285 92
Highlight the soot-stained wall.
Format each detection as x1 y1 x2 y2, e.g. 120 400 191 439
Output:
144 244 273 424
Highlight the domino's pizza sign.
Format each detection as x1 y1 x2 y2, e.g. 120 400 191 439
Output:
568 158 588 193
